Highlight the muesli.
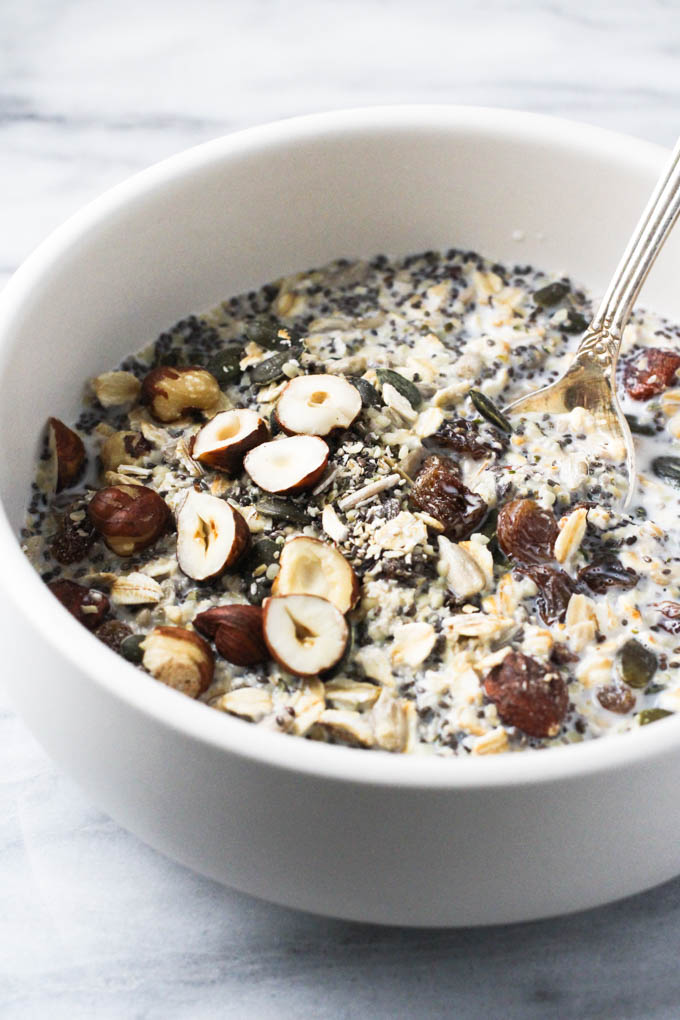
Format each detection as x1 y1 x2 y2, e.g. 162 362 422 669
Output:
22 249 680 755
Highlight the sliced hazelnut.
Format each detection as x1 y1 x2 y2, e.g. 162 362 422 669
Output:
88 484 170 556
176 490 250 580
141 366 221 423
272 536 359 613
262 594 348 677
275 373 362 436
244 435 329 494
48 579 110 630
194 604 268 666
47 418 86 491
141 625 214 699
100 430 153 472
192 409 269 474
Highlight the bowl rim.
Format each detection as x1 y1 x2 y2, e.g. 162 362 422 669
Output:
0 103 677 790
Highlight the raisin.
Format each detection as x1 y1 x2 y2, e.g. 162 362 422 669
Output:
597 683 636 715
652 601 680 635
497 498 558 565
410 455 487 540
623 347 680 401
95 619 133 653
424 418 507 461
578 557 638 593
525 564 580 624
123 433 153 459
51 505 97 564
483 651 568 738
48 579 110 630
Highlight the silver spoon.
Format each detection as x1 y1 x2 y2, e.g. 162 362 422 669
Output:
504 136 680 508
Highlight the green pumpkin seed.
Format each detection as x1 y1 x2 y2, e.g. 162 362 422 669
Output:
652 456 680 486
638 708 673 726
120 632 146 664
255 497 309 525
618 638 657 689
376 369 422 409
245 316 303 351
248 537 280 569
469 390 513 433
533 281 569 307
625 414 656 437
206 345 242 386
349 376 382 408
251 344 305 385
562 310 589 334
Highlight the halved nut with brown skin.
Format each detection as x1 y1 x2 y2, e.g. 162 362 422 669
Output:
192 408 269 474
176 489 250 580
47 418 86 491
141 625 214 699
244 435 329 494
272 536 359 613
275 374 362 436
88 484 170 556
194 604 268 666
262 594 348 677
141 365 221 423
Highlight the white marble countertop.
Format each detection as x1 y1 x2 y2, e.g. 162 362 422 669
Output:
3 1 680 1016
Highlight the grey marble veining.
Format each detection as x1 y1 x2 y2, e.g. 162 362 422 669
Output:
3 1 680 1017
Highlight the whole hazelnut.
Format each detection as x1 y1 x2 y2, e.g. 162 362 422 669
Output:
141 366 221 423
100 430 153 473
48 579 110 630
194 604 268 666
47 418 86 491
88 484 170 556
141 626 214 698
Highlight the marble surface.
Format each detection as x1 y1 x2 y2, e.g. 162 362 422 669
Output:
3 1 680 1016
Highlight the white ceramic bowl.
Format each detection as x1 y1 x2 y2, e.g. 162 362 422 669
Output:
2 107 679 927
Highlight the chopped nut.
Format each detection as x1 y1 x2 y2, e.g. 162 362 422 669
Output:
321 504 349 543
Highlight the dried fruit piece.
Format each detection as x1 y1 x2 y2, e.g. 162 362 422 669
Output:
653 601 680 635
95 619 133 653
525 564 581 624
262 594 348 677
88 484 170 556
597 683 636 715
244 435 329 494
272 536 359 613
623 348 680 401
483 650 568 738
275 374 362 436
578 558 638 593
497 498 558 565
48 579 110 630
50 503 97 564
469 390 513 433
176 490 250 580
194 604 268 666
424 418 507 460
47 418 86 491
617 638 657 689
141 626 214 698
141 365 221 422
192 409 269 474
410 455 487 541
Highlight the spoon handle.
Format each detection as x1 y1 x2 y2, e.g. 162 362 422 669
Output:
590 137 680 340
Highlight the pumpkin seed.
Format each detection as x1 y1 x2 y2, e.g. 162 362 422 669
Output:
255 496 309 525
562 310 589 334
251 344 304 385
349 376 382 408
376 369 422 409
652 456 680 486
618 638 657 689
248 537 280 569
625 414 656 437
120 632 145 664
638 708 673 725
469 390 513 433
245 316 303 351
533 281 569 307
206 345 242 386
